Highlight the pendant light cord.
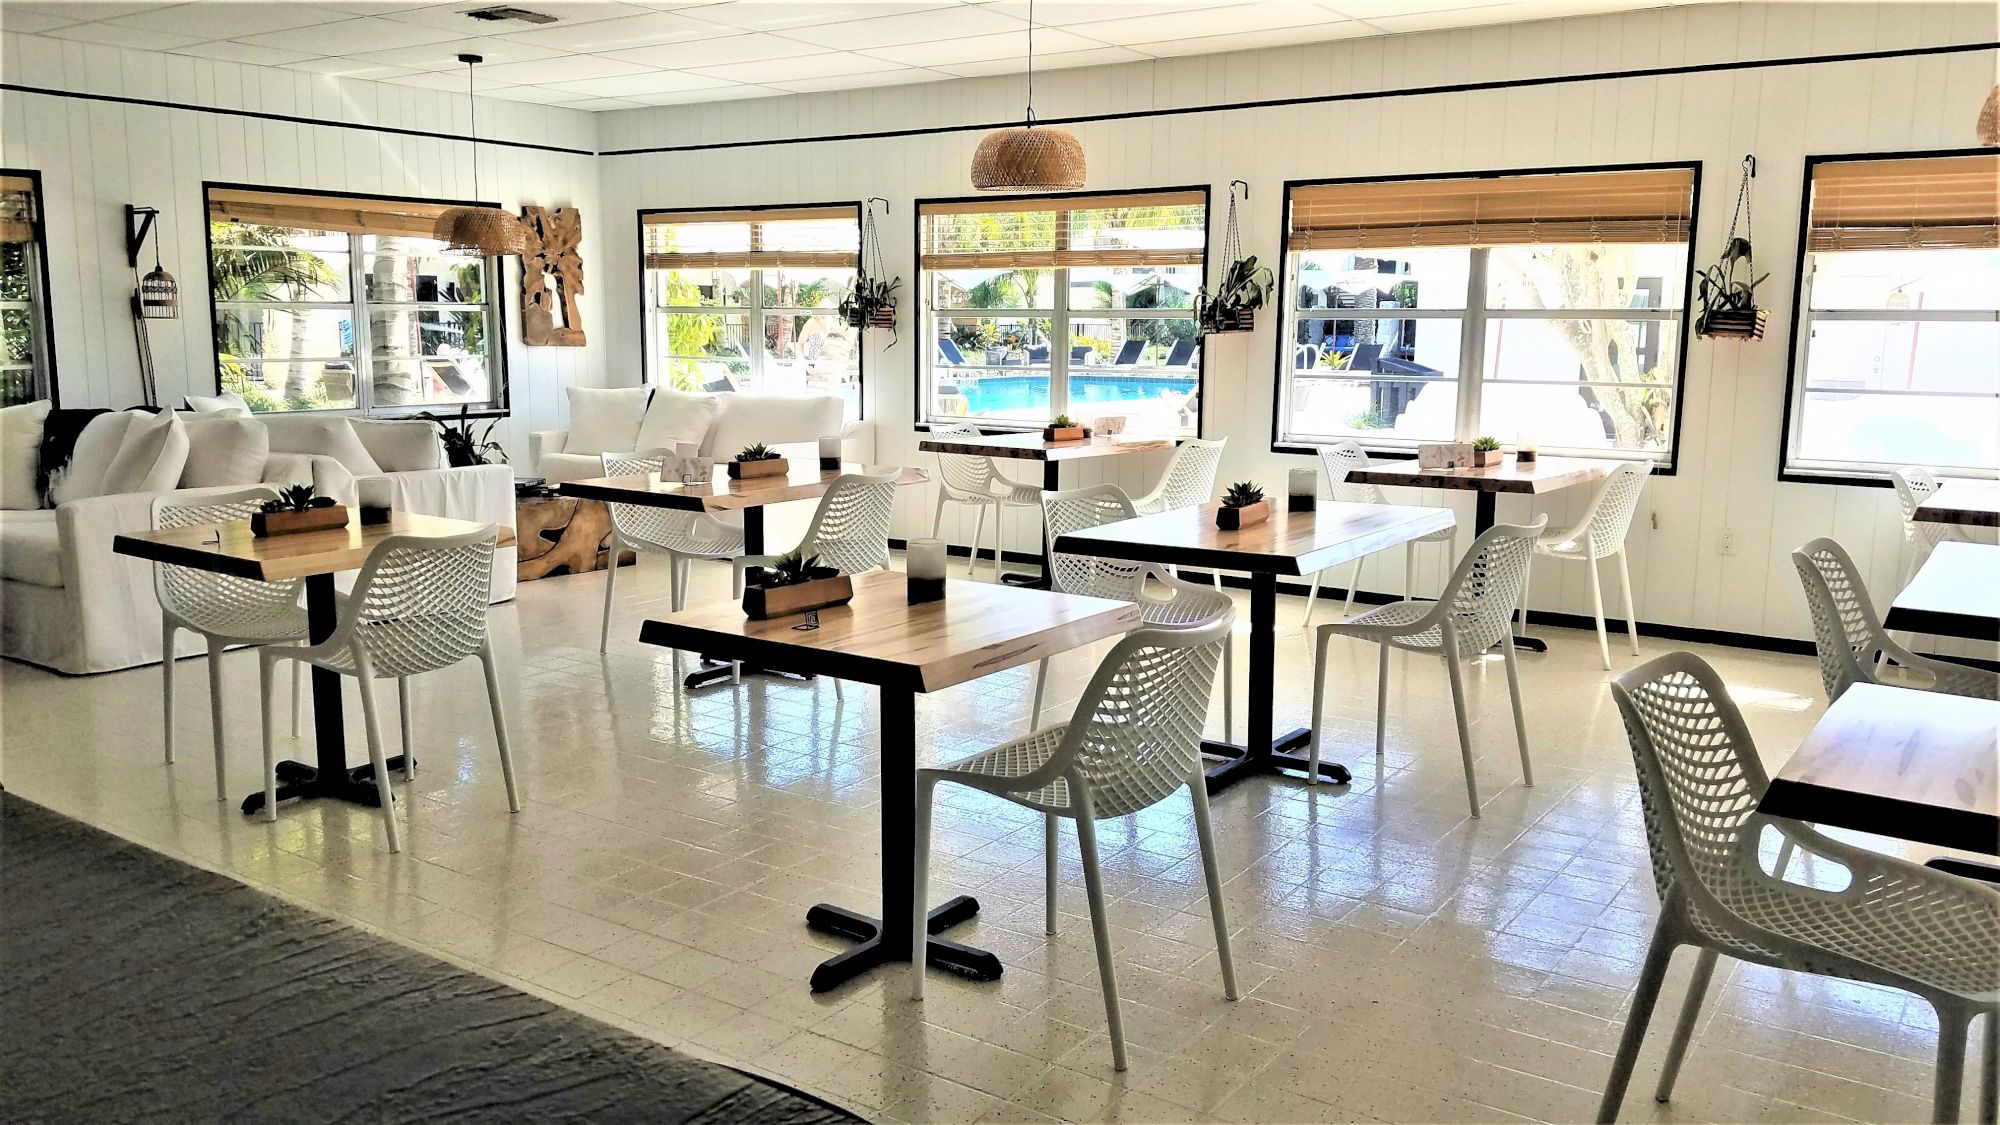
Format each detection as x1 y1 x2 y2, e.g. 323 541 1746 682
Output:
466 57 482 195
1025 0 1036 125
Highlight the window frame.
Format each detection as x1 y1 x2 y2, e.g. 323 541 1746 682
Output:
1268 161 1701 475
201 181 511 419
0 168 59 407
912 184 1211 436
1777 148 2000 488
634 200 865 418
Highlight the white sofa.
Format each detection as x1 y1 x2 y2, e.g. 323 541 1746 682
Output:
0 405 515 676
530 387 851 486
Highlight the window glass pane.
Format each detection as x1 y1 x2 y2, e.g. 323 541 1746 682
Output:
1809 248 2000 311
1480 318 1677 451
1799 320 1999 467
761 218 858 254
1067 203 1205 254
210 225 350 303
655 312 751 392
761 311 857 399
657 267 749 307
222 361 358 412
933 268 1055 310
373 357 491 411
759 269 851 309
368 307 488 360
1287 319 1462 442
0 240 31 293
655 222 751 255
214 307 355 362
1296 248 1469 311
1068 266 1199 310
1486 244 1687 310
932 314 1053 424
360 246 484 304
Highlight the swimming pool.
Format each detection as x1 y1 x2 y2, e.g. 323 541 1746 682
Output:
950 374 1196 415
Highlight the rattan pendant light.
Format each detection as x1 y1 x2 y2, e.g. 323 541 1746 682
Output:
1979 85 2000 146
970 0 1085 191
433 54 524 256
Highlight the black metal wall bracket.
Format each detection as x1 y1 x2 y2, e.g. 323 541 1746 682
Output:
124 204 159 268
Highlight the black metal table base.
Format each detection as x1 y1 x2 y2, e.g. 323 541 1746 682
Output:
1201 727 1345 792
1928 857 2000 884
999 571 1048 589
1510 635 1548 653
804 895 1000 993
240 755 407 816
682 657 814 690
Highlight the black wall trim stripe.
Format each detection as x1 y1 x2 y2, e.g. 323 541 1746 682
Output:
600 40 2000 157
0 82 595 157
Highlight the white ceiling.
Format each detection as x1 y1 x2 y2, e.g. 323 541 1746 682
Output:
5 0 1685 112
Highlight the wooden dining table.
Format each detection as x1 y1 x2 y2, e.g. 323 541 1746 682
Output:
1913 481 2000 528
1884 542 2000 643
113 512 514 816
639 570 1140 992
1054 499 1454 793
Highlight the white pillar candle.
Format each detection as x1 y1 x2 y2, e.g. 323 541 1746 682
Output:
819 434 842 465
907 538 947 581
1288 468 1316 497
357 477 393 510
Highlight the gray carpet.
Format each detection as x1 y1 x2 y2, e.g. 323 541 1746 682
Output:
0 791 860 1124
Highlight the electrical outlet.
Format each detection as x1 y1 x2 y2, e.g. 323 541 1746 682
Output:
1718 527 1736 556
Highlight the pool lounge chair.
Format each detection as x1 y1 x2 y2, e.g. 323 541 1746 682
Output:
1071 345 1091 365
1110 339 1145 366
1164 339 1197 367
938 338 969 366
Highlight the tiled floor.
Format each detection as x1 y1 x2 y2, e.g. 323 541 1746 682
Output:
1 555 1984 1123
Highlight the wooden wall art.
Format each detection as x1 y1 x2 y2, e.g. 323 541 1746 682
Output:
520 205 586 347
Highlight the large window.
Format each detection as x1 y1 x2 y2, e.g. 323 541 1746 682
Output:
1278 166 1696 464
919 190 1207 435
205 186 506 416
641 205 861 416
1 171 55 407
1784 151 2000 481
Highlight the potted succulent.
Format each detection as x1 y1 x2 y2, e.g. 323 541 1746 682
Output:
1471 436 1504 468
1214 481 1269 531
251 484 347 538
726 442 790 480
742 550 854 621
419 403 507 468
1043 413 1089 443
1196 254 1274 335
1696 157 1769 340
840 274 901 334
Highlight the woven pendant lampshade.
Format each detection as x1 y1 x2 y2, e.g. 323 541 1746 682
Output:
970 0 1085 192
436 53 523 256
1980 85 2000 146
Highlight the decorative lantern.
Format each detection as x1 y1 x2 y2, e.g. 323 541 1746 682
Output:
970 0 1085 192
138 263 178 319
433 54 524 256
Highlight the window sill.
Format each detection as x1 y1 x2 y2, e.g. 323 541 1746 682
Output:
1272 439 1676 475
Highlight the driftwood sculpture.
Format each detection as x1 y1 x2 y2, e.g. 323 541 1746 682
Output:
520 205 586 347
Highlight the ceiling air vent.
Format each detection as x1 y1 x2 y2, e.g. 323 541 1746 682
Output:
462 6 557 24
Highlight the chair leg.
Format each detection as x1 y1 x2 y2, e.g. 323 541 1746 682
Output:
1188 781 1238 1001
1979 1008 1997 1125
259 654 279 823
1307 627 1332 783
353 666 401 853
1404 542 1417 601
1043 812 1058 936
1935 1004 1969 1125
206 635 228 801
598 535 621 653
1030 657 1049 728
1073 793 1127 1072
910 774 938 1001
1442 633 1480 819
1617 550 1641 656
1501 636 1533 787
1342 558 1361 617
969 505 987 578
1518 554 1533 639
1301 569 1323 629
1220 634 1234 744
1374 642 1390 758
1596 923 1678 1123
729 560 744 601
1588 557 1612 670
398 677 414 779
162 619 177 765
479 643 521 813
931 489 946 539
667 549 683 614
1653 948 1717 1104
290 659 303 739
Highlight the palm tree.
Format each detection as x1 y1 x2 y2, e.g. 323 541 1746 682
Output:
210 223 339 403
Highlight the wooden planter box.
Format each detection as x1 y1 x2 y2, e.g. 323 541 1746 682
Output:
1215 500 1269 531
250 505 348 538
1043 425 1088 442
867 306 897 329
743 573 853 620
1472 449 1502 468
1204 306 1255 334
1698 307 1767 340
727 457 790 480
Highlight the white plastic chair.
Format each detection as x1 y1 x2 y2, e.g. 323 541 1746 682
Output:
1519 461 1648 669
256 525 519 853
911 616 1240 1072
1792 537 1998 703
153 487 306 800
1597 652 1999 1124
1309 517 1546 818
598 453 747 652
731 469 901 582
928 421 1042 581
1034 484 1233 738
1892 466 1956 587
1131 436 1226 516
1300 442 1457 627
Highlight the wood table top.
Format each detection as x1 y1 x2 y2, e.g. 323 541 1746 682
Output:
1914 481 2000 527
1883 542 2000 642
559 462 926 512
917 431 1176 463
1052 500 1454 577
113 511 514 582
1347 454 1616 495
1759 683 1999 855
638 569 1140 693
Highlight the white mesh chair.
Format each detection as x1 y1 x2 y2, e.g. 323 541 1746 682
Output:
1309 517 1545 818
256 526 519 853
1034 484 1234 738
1793 537 1998 703
1519 462 1649 669
1301 442 1457 627
598 453 747 652
911 616 1240 1072
1597 652 2000 1124
1891 466 1962 586
928 421 1042 581
1131 436 1226 516
153 487 307 800
731 469 901 582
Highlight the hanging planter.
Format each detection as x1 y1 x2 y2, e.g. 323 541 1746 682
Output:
1195 181 1273 336
840 197 901 341
1695 155 1770 341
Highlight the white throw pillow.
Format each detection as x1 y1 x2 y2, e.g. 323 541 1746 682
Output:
49 411 137 506
564 386 652 455
0 399 51 510
350 418 442 472
184 391 250 414
100 410 190 495
260 414 383 476
179 416 270 488
634 387 720 456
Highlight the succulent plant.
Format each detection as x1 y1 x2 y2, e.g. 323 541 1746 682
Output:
1221 481 1265 509
735 443 781 462
259 484 333 514
755 550 835 588
421 403 506 468
1472 436 1502 452
1050 413 1078 428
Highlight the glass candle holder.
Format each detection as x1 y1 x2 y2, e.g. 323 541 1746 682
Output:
1515 433 1539 463
907 537 947 603
1287 467 1317 512
357 477 393 524
819 434 842 470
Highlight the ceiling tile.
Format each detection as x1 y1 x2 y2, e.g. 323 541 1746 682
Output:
375 68 517 90
777 4 1027 50
0 10 91 33
541 70 736 96
169 40 328 65
862 25 1106 66
1356 4 1523 32
686 1 955 33
291 57 429 78
105 2 357 38
688 51 911 84
239 16 466 53
345 34 573 68
763 68 948 94
382 0 654 31
928 43 1147 76
3 1 180 19
550 96 647 110
1066 0 1339 44
984 0 1251 24
494 9 725 50
471 52 655 82
476 83 594 103
624 83 780 104
1125 19 1366 55
41 21 211 48
602 31 826 69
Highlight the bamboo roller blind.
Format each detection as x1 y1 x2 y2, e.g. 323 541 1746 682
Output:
920 191 1206 270
207 187 460 239
1806 154 2000 252
1288 169 1695 251
0 175 35 244
641 206 859 270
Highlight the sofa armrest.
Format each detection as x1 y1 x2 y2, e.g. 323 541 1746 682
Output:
529 429 569 470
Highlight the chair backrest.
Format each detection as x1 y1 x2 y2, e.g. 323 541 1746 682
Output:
336 526 498 677
1043 484 1147 602
1317 442 1386 505
1890 465 1940 522
151 487 301 629
1164 338 1196 367
1435 517 1547 652
1146 437 1227 511
798 470 900 576
1111 339 1144 366
937 338 967 366
1028 345 1050 365
1070 345 1091 364
1348 342 1383 371
927 421 1001 496
600 453 709 548
1791 537 1891 702
1577 462 1649 557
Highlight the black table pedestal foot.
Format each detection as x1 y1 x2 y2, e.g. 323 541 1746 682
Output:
1927 857 2000 884
999 571 1049 589
1509 635 1548 653
683 657 814 690
240 755 407 816
805 895 1000 993
1201 728 1347 793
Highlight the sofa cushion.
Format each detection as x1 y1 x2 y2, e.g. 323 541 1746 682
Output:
0 509 62 587
260 415 383 476
261 451 317 490
702 393 843 459
634 387 719 456
184 391 249 414
179 415 270 489
565 386 652 455
0 400 51 510
101 410 189 495
351 418 441 472
537 452 609 487
49 410 134 506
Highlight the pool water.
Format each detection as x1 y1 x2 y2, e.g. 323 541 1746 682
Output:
952 374 1196 415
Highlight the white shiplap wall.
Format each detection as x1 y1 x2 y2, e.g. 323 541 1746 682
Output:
593 1 2000 653
1 30 609 462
